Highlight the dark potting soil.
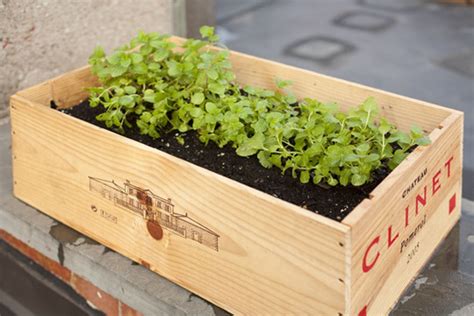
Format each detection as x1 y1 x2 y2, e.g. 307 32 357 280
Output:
58 100 390 222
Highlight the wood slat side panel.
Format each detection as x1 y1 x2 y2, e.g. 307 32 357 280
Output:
223 51 454 133
10 96 348 315
347 113 463 315
368 185 460 315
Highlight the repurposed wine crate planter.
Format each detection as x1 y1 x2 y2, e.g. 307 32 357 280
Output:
10 37 463 315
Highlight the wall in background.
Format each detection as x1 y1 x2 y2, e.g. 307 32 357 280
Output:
0 0 215 121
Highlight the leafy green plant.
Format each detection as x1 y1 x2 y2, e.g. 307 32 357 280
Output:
88 26 430 187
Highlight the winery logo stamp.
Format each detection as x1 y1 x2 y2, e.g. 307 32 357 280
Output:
90 204 118 224
88 176 220 251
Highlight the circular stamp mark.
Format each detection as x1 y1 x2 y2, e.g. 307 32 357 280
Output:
146 220 163 240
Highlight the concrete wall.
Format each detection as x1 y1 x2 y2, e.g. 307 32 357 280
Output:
0 0 177 121
185 0 216 38
0 0 215 123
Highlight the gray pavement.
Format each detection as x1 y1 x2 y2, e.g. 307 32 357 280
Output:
216 0 474 199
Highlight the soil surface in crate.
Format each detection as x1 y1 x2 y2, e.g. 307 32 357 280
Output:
59 101 390 222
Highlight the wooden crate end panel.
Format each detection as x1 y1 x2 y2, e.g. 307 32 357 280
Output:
13 66 97 110
344 227 354 316
343 111 463 226
347 112 463 315
50 66 98 108
361 184 461 316
14 80 52 107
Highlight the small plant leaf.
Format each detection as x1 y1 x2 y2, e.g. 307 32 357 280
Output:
191 92 205 105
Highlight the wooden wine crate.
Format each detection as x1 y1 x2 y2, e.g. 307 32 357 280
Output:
10 38 463 315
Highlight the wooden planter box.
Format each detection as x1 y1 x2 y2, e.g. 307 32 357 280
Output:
10 39 463 315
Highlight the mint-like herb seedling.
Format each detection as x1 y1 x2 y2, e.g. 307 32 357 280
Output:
88 26 431 187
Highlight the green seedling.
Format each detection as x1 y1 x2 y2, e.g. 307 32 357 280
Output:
88 26 431 187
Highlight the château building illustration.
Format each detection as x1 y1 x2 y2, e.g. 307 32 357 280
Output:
88 177 219 251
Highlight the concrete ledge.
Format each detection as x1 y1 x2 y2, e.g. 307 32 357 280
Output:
0 229 136 315
0 122 220 316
